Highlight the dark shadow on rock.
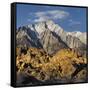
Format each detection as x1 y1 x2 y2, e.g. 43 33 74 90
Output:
51 31 69 48
71 63 87 78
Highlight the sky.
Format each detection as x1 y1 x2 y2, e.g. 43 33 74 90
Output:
16 3 87 32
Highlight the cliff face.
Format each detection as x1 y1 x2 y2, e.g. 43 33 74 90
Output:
40 30 68 54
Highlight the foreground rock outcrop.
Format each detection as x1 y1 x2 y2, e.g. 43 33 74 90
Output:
16 47 87 85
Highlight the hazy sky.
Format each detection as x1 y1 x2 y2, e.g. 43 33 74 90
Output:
16 3 87 32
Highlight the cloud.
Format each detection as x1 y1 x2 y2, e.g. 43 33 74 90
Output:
34 16 49 22
30 10 69 22
68 19 81 26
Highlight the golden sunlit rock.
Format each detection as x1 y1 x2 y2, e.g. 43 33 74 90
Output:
16 47 87 82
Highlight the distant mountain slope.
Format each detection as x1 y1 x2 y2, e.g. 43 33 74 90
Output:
67 31 86 44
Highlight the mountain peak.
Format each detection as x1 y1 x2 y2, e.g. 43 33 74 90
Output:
17 20 86 55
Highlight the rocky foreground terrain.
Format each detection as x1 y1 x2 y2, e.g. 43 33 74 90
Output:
16 47 87 86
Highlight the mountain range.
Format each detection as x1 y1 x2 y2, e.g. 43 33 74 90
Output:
16 20 87 55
